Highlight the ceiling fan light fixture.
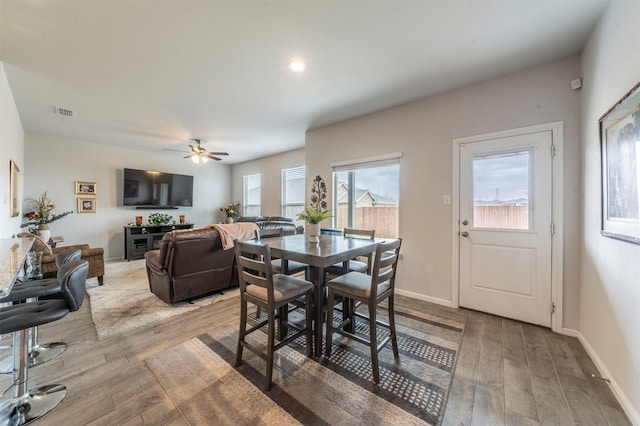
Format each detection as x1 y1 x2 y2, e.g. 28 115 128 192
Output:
191 155 200 164
201 155 209 163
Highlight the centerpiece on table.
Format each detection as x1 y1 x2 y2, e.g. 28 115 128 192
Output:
298 175 331 243
220 202 241 224
21 191 73 242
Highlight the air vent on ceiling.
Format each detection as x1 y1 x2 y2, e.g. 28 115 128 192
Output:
52 106 75 118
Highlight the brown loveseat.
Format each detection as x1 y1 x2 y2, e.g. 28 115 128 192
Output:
144 226 237 304
18 233 105 285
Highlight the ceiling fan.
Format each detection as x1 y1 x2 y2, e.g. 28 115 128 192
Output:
164 138 229 163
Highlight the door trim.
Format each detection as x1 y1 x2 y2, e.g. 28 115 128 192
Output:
452 122 564 332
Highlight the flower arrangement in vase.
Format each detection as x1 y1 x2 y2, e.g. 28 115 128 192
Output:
21 191 73 241
297 175 331 243
221 202 241 223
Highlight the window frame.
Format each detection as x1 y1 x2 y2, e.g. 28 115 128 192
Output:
243 173 261 216
281 165 306 221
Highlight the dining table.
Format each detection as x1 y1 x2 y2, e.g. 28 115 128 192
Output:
244 233 380 356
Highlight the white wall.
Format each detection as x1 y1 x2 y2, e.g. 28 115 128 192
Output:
580 1 640 422
24 133 232 259
0 62 24 238
231 148 305 217
306 56 583 328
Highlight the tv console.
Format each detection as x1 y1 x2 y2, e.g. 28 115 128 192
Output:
123 224 193 260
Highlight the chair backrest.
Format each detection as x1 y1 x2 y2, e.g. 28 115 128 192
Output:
343 228 375 239
58 259 89 311
370 239 402 297
55 248 82 269
254 227 283 240
234 241 275 306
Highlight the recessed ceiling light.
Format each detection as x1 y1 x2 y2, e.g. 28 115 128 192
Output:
289 60 306 72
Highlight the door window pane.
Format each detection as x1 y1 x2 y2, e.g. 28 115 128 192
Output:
473 150 530 230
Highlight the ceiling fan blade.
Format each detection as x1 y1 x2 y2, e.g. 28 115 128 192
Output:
206 153 223 161
163 148 189 153
188 144 199 153
184 154 196 159
207 152 229 156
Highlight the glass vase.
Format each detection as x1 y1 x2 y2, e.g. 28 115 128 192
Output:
25 251 43 280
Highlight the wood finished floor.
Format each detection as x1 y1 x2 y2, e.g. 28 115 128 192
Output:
1 293 630 425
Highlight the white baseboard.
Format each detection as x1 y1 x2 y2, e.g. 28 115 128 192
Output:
577 332 640 425
560 327 580 337
395 289 454 308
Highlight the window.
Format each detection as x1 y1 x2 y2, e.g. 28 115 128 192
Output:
282 165 306 222
243 173 261 216
332 154 401 238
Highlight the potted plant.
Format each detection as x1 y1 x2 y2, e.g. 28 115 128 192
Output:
21 191 73 242
297 175 331 243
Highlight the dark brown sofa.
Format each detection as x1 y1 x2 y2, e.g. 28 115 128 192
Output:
144 226 236 304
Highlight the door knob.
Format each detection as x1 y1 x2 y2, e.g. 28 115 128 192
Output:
461 231 469 237
461 220 469 225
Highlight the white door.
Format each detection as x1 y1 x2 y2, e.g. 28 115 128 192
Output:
459 130 553 326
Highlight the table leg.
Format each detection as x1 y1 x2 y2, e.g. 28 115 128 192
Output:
311 266 326 356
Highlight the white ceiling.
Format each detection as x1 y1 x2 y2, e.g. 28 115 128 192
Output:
0 0 608 164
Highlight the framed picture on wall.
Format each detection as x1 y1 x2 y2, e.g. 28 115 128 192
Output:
600 80 640 245
77 197 96 213
75 181 97 195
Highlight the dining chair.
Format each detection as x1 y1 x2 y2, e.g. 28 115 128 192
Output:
255 228 309 276
253 228 310 320
325 238 402 384
234 240 313 391
327 228 375 275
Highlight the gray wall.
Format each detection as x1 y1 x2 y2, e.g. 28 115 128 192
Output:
23 132 232 259
306 56 582 329
580 1 640 421
231 148 305 217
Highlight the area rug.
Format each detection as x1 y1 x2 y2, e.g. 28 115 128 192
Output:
146 306 464 425
86 259 239 340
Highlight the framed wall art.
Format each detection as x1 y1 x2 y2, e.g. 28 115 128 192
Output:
9 160 20 217
75 181 97 195
77 197 96 213
600 81 640 245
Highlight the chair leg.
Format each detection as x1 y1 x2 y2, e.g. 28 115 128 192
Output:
305 292 313 358
265 310 276 391
369 302 380 384
388 295 399 359
235 298 248 367
325 288 335 357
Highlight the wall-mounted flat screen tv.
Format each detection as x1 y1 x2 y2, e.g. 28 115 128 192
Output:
123 168 193 208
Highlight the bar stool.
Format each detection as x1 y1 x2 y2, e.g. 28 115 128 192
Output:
0 249 81 372
0 259 88 425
